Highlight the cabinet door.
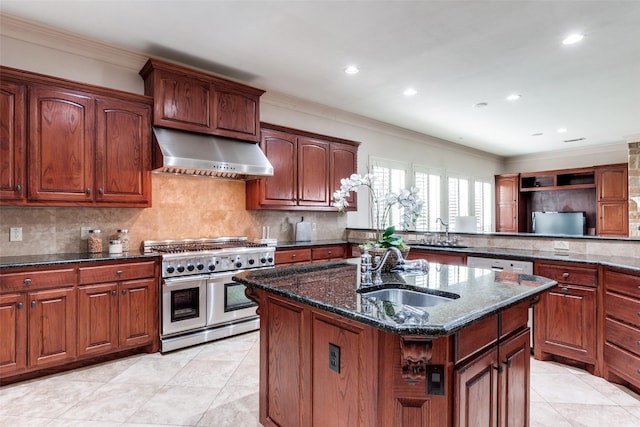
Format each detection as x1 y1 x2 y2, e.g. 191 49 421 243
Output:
95 97 151 205
455 347 499 427
28 287 76 368
255 129 297 207
77 283 119 356
298 137 330 206
119 278 155 348
213 87 260 141
28 85 94 202
499 329 530 427
153 69 211 132
0 80 27 203
330 143 358 210
495 174 520 232
0 293 27 375
596 164 628 236
536 284 596 363
598 201 628 236
597 165 628 201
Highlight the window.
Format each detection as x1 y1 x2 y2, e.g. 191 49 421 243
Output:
370 158 409 230
414 167 442 231
474 180 492 232
447 175 469 231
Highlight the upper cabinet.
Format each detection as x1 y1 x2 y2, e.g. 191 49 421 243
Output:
0 66 152 207
495 173 522 233
246 124 359 211
596 164 628 236
139 59 264 142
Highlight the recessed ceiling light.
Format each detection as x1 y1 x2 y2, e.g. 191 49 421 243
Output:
344 65 359 75
473 102 488 108
403 88 417 96
531 132 544 137
506 94 521 101
562 34 584 45
557 128 567 133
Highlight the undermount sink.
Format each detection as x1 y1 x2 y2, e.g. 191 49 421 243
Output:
361 288 459 308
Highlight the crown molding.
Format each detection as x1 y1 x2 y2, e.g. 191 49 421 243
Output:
0 13 147 71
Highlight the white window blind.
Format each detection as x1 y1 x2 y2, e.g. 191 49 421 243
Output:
414 168 441 231
447 176 469 230
474 180 492 232
370 158 409 230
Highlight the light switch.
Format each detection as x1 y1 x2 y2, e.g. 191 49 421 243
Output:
10 227 22 242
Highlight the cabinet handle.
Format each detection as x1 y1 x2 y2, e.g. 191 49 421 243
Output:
561 287 569 293
122 289 127 295
562 272 569 279
98 188 104 195
23 278 31 285
31 300 36 308
15 184 22 192
112 290 117 296
86 188 91 194
17 302 23 309
503 359 511 369
116 270 123 276
493 364 503 374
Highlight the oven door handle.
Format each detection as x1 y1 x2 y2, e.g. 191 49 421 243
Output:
162 274 209 286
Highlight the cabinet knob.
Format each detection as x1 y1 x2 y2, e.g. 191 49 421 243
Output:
15 184 22 192
562 272 569 279
493 364 503 374
31 300 36 308
98 188 104 195
116 270 123 276
503 359 512 369
292 254 296 258
122 289 127 295
561 287 569 293
23 278 31 285
112 290 117 296
17 302 23 309
86 188 91 194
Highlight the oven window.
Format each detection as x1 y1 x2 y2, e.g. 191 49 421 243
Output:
224 283 256 312
171 288 200 322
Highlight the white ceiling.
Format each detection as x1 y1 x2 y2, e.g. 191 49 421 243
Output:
2 1 639 157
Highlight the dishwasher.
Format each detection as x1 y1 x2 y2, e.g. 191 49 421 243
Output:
466 256 535 351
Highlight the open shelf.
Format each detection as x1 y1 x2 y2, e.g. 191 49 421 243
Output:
520 168 595 192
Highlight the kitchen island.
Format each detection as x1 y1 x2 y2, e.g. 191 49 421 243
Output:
233 259 557 427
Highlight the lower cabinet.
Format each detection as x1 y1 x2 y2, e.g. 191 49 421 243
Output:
407 248 466 266
0 259 159 382
533 261 598 370
275 244 347 266
455 304 530 427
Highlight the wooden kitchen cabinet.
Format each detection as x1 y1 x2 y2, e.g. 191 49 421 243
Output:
0 80 27 203
495 173 523 233
603 267 640 391
0 266 76 376
78 260 157 356
0 66 152 207
246 123 359 211
139 58 264 141
275 244 348 266
534 261 598 370
407 248 466 266
596 164 628 236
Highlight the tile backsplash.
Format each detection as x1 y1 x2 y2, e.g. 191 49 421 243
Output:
0 174 348 257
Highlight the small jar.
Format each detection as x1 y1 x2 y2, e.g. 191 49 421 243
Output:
109 239 123 254
88 229 102 253
117 229 130 252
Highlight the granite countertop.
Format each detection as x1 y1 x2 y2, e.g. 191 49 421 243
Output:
233 259 556 337
407 244 640 273
0 252 160 270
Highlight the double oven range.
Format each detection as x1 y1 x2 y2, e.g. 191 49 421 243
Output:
142 237 275 352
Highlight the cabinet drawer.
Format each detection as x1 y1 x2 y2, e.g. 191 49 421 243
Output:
311 245 345 260
0 268 76 292
605 317 640 357
535 263 597 287
275 249 312 265
605 342 640 388
455 314 498 362
604 269 640 299
605 291 640 328
78 261 156 284
500 301 529 339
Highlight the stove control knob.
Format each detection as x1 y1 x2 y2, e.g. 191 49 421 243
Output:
235 261 243 268
208 264 216 271
260 257 267 264
176 265 185 273
166 266 175 274
187 264 195 272
267 256 274 263
196 263 204 271
248 258 255 265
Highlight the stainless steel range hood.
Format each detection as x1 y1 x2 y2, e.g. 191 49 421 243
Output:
152 127 273 179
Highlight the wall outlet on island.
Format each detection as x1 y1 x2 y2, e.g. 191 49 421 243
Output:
554 240 570 251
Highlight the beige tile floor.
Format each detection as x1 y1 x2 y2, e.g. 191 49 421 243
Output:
1 331 638 426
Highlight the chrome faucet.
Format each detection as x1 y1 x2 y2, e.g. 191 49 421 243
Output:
371 247 405 273
360 247 406 287
436 217 450 244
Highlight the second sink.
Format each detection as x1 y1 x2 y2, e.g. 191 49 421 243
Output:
361 288 459 308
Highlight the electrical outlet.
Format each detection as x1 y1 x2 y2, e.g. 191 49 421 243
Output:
281 222 288 232
554 240 570 251
9 227 22 242
80 227 91 240
329 343 340 373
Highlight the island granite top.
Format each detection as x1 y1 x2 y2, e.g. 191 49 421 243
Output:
233 259 556 337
